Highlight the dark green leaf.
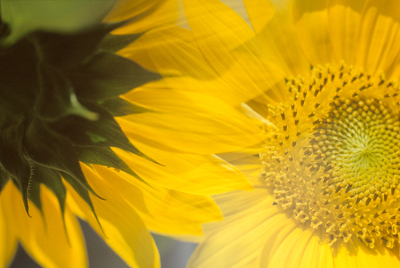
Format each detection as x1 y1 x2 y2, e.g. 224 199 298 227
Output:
61 172 104 234
33 166 67 216
98 97 152 117
50 103 142 155
100 33 142 53
67 51 161 100
0 38 38 116
0 121 32 214
29 22 123 67
27 172 42 213
35 62 98 121
0 168 10 193
23 116 100 199
75 146 146 184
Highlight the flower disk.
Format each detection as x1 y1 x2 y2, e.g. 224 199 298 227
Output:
261 62 400 250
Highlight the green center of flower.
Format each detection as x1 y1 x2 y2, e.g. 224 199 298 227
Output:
260 62 400 249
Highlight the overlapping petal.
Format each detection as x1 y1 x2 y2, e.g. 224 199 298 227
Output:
155 0 400 267
0 182 86 268
113 146 252 195
65 165 158 268
0 0 263 266
119 86 264 154
105 0 180 34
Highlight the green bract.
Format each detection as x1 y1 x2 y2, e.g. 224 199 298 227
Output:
0 20 160 222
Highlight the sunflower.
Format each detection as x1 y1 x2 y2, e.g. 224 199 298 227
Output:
129 0 400 266
0 1 254 267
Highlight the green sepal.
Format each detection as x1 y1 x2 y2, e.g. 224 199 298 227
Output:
0 168 10 193
100 33 142 53
0 38 38 116
0 121 32 215
26 174 42 213
35 62 98 121
75 146 147 185
29 22 124 68
61 172 104 234
32 166 67 216
67 51 161 100
49 103 147 157
98 97 152 117
23 116 100 199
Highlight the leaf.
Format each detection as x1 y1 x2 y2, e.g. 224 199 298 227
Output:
0 120 32 214
23 116 100 199
61 172 104 234
75 146 146 184
32 166 67 216
0 38 38 116
0 168 10 194
35 62 98 121
98 97 152 117
50 103 144 155
29 22 123 67
67 51 161 100
100 33 142 53
27 173 42 213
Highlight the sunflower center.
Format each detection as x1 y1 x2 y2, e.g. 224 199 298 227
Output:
260 62 400 249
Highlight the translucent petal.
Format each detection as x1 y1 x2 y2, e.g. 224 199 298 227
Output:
333 237 400 267
1 182 86 268
119 88 264 154
293 0 335 65
183 0 255 73
188 195 291 268
91 164 223 235
243 0 275 33
113 146 252 195
65 166 159 268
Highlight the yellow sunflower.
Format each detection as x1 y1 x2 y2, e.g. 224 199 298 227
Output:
129 0 400 266
0 1 254 267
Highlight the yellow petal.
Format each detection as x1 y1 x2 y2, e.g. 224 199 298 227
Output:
1 182 86 268
188 195 291 268
293 0 335 65
252 9 310 78
113 146 252 195
218 150 264 188
266 227 335 268
267 227 315 268
119 88 263 154
183 0 255 73
91 164 223 235
213 189 270 218
125 30 282 106
243 0 275 33
105 0 178 34
356 0 400 79
120 25 218 79
326 0 366 65
65 165 159 268
0 189 17 267
333 237 400 267
298 232 334 268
